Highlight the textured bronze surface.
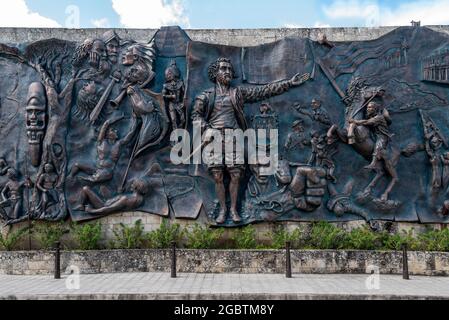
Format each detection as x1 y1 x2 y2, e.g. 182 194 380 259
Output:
1 26 449 227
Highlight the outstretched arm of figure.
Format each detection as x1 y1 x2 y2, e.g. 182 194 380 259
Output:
241 73 311 104
350 115 382 127
293 103 313 118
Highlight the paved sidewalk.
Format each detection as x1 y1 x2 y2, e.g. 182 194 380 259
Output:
0 273 448 300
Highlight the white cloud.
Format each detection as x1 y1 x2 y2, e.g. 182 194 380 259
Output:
323 0 449 26
314 22 331 28
283 23 305 29
283 22 331 29
91 18 110 28
0 0 60 28
111 0 189 28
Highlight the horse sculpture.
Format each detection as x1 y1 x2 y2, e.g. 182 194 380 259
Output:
327 80 401 207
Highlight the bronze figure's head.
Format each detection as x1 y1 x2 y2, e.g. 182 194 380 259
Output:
311 99 322 110
102 30 121 64
208 57 236 85
366 101 380 117
165 60 181 82
44 163 55 174
122 43 157 87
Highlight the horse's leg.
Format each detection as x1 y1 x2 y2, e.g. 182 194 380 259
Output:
327 125 348 144
364 168 384 195
381 160 399 202
347 123 357 145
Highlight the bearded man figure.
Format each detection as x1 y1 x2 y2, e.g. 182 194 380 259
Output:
192 57 310 224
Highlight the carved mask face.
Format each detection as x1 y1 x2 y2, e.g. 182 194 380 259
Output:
106 39 119 64
216 62 234 86
26 83 47 143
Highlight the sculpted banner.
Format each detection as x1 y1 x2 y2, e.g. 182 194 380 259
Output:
0 26 449 227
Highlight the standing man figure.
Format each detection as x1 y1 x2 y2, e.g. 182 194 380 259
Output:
192 57 310 224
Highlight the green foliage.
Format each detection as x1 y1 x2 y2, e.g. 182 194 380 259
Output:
382 230 419 251
71 222 102 251
0 227 29 251
417 228 449 252
308 222 346 250
33 222 68 250
147 219 183 249
266 226 302 249
232 225 257 249
343 226 382 251
112 219 146 249
185 224 224 249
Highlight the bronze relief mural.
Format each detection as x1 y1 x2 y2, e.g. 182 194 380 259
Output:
1 25 449 227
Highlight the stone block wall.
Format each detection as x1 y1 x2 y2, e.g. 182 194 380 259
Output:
1 249 448 276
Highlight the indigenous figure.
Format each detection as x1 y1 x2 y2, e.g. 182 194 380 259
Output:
72 81 103 121
76 178 149 215
36 163 59 213
192 57 310 224
26 82 47 167
162 60 186 130
0 169 29 220
69 116 133 183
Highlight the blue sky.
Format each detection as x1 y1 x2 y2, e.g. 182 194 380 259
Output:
1 0 449 29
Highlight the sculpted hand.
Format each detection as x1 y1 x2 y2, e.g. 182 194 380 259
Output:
89 51 100 67
291 73 311 86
